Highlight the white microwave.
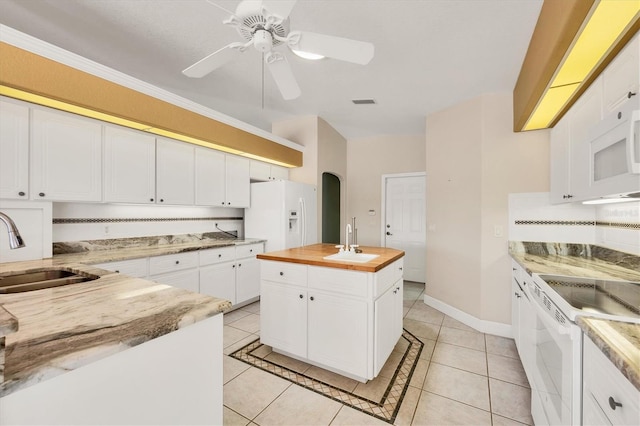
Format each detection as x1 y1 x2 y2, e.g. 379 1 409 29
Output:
589 99 640 196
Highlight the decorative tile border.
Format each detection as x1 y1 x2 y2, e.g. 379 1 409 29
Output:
230 329 424 424
514 220 639 229
53 217 242 224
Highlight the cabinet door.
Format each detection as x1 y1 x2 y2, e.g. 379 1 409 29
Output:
151 268 199 293
568 79 603 200
200 262 236 304
603 35 639 114
549 115 572 204
307 291 368 378
260 281 307 358
249 160 271 182
225 155 250 207
236 257 260 304
0 99 29 199
511 278 521 349
374 283 398 375
30 108 102 202
156 138 194 205
104 126 156 203
195 147 225 206
270 165 289 181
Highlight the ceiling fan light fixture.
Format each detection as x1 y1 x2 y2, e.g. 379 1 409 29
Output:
291 48 325 60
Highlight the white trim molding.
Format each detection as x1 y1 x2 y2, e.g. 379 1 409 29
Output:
423 294 513 338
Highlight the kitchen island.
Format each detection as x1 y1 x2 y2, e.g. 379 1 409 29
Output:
257 243 405 382
0 258 230 425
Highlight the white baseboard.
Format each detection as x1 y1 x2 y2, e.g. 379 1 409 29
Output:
423 294 513 338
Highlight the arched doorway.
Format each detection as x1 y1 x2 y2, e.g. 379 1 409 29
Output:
322 172 340 243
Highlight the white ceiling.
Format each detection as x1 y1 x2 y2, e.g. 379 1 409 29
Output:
0 0 543 140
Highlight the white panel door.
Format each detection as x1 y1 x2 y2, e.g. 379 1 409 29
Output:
30 108 102 202
0 99 29 199
384 174 426 283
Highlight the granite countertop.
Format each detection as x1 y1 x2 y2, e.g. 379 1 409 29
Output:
509 241 640 391
577 317 640 391
257 243 405 272
0 235 268 397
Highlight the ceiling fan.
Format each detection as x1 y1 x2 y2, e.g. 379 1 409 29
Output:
182 0 375 100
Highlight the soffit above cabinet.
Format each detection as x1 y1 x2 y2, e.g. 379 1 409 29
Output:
513 0 639 132
0 41 302 168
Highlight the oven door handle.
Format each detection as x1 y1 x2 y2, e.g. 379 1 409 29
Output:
529 295 572 336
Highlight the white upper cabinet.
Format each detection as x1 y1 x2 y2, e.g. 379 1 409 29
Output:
568 79 603 201
250 160 289 182
0 98 29 199
195 149 250 207
30 108 102 202
602 35 639 114
195 147 225 206
156 138 195 205
225 155 250 207
549 113 572 204
104 126 156 203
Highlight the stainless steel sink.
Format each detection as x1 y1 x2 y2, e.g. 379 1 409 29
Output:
0 269 99 294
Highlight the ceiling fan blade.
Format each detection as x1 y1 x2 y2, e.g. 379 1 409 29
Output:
262 0 297 20
265 52 301 100
288 31 374 65
182 43 245 78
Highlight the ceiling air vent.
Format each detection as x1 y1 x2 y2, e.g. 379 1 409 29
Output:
352 99 376 105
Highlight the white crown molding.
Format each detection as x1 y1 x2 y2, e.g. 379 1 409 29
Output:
423 294 513 338
0 24 303 152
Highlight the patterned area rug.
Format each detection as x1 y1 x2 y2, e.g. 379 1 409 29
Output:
230 329 424 424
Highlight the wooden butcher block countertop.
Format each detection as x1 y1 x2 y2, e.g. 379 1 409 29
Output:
257 243 404 272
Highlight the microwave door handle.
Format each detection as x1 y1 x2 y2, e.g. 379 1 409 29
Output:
628 110 640 174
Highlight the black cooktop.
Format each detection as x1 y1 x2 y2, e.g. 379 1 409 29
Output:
538 275 640 319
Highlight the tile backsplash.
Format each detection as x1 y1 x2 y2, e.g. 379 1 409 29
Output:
509 193 639 255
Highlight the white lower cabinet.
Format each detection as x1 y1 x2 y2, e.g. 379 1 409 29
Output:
260 257 404 382
582 336 639 426
199 243 263 306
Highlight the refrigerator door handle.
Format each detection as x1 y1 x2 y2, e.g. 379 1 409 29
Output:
300 197 306 247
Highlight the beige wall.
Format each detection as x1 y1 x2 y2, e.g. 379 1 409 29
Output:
346 134 426 246
426 93 549 324
272 116 347 241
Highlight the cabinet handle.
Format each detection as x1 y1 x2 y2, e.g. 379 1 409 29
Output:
608 396 622 410
238 263 242 267
299 294 303 299
115 270 120 273
310 296 314 301
39 192 45 197
250 249 253 253
150 198 154 202
386 231 392 235
175 260 180 264
628 91 636 99
279 272 284 276
221 202 225 205
218 254 222 258
227 202 231 205
160 198 164 202
232 264 236 268
18 191 25 196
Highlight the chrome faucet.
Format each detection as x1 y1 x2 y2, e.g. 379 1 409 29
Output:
0 211 25 249
345 223 352 252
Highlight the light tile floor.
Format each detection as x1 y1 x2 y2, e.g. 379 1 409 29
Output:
222 282 533 425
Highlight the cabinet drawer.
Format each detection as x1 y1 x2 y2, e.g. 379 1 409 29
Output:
308 266 368 297
374 258 404 297
199 246 236 266
261 260 307 286
150 269 199 293
149 252 198 275
583 336 639 426
236 243 264 259
92 258 148 278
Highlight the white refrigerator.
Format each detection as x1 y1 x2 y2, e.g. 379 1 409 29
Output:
244 181 317 253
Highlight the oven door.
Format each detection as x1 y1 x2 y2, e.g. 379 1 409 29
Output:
528 284 582 425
